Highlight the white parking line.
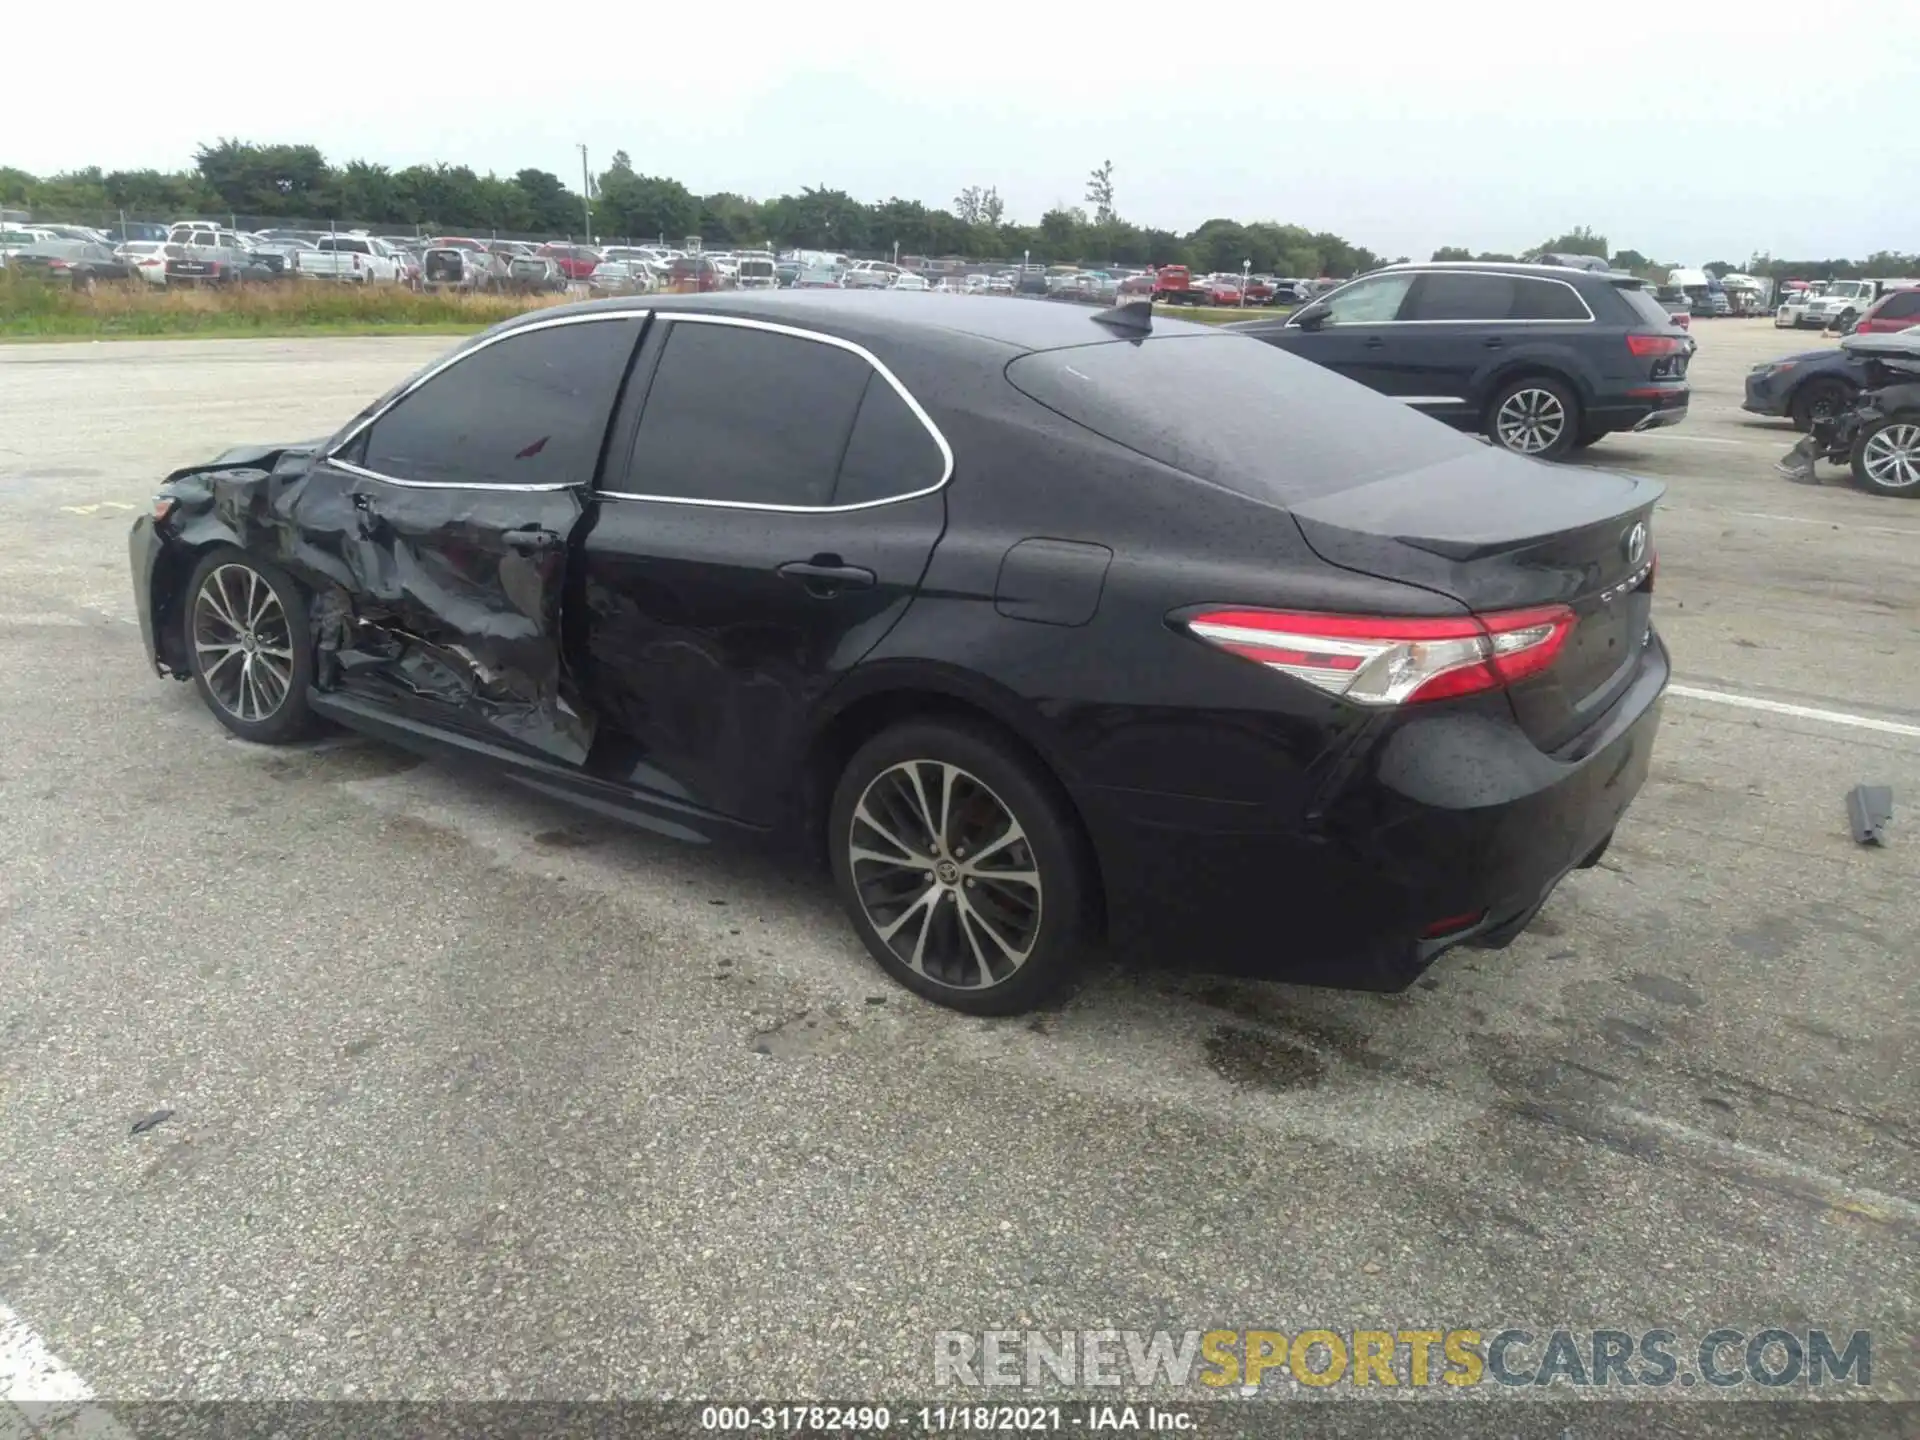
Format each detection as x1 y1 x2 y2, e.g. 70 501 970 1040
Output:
0 1303 130 1440
1670 684 1920 739
1607 1106 1920 1231
0 1302 90 1402
1632 434 1756 447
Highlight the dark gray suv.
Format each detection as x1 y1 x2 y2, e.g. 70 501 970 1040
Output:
1233 262 1693 460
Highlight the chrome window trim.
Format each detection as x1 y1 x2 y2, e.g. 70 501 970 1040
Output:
323 308 651 491
1290 269 1596 327
328 458 580 493
597 312 956 514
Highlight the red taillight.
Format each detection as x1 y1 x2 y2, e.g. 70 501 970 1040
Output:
48 259 70 270
1626 333 1686 356
1183 604 1576 706
1421 910 1485 939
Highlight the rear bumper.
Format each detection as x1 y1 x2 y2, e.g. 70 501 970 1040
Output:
1086 634 1669 990
1589 386 1689 434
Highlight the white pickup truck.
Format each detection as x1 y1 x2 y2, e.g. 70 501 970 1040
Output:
294 233 401 284
1793 278 1920 332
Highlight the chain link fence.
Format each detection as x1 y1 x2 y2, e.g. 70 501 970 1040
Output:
7 208 1147 275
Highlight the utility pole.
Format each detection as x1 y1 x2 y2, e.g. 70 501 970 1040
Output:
578 144 593 243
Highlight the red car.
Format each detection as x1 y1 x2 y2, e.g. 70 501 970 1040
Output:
536 243 603 281
667 256 729 293
1202 278 1244 306
1240 277 1275 304
1852 287 1920 335
1151 264 1201 304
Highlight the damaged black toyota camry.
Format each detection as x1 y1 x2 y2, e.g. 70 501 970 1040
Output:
130 292 1666 1014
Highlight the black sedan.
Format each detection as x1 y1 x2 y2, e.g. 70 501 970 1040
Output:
1743 344 1866 431
6 240 134 289
128 293 1667 1013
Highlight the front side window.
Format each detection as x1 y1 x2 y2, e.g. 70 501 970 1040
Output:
1309 274 1415 324
354 318 642 487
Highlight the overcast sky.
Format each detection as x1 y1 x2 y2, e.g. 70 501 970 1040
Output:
10 0 1914 261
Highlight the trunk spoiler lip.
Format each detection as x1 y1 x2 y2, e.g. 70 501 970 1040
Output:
1287 456 1665 563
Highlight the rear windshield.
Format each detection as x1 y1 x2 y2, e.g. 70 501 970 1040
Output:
1616 284 1679 328
1005 333 1481 505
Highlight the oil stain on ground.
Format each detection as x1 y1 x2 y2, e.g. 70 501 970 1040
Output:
752 1011 853 1059
1204 1025 1326 1091
1623 972 1704 1008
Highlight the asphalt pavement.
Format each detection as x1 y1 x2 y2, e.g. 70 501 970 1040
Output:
0 318 1914 1408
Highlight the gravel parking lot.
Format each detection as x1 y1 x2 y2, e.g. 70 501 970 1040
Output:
0 319 1914 1406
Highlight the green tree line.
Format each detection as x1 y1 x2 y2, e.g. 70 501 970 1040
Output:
1433 229 1920 285
2 141 1391 273
7 150 1912 280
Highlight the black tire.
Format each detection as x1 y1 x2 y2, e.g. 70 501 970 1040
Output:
182 546 320 744
828 718 1091 1015
1570 427 1607 451
1486 375 1581 461
1789 377 1855 433
1848 415 1920 497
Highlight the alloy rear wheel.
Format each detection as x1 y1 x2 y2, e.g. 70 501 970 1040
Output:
830 720 1089 1014
1488 377 1579 460
1850 419 1920 497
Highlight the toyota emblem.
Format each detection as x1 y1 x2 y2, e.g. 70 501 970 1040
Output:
1623 522 1647 566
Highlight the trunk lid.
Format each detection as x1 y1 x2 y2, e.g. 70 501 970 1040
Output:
1289 451 1662 751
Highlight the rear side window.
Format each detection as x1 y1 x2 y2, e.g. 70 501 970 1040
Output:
1875 290 1920 320
1511 278 1592 320
1616 285 1679 328
622 322 945 507
836 374 947 504
624 322 870 506
356 317 641 487
1405 273 1517 321
1007 334 1482 505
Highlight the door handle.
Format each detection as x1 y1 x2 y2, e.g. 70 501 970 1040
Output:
1363 336 1385 349
778 558 876 595
502 526 562 554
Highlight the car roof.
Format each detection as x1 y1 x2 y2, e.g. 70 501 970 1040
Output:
497 289 1217 353
1375 260 1633 284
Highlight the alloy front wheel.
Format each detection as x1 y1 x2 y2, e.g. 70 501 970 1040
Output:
183 548 318 743
194 563 294 723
